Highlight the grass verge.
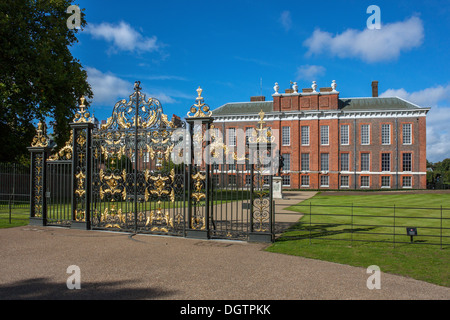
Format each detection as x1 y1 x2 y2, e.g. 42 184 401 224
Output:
266 192 450 287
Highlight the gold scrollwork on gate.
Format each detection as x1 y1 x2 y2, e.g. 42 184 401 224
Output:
145 204 174 233
249 110 275 144
75 209 86 222
191 216 206 230
48 130 73 161
99 169 127 200
143 169 176 232
190 171 206 230
75 171 86 197
100 205 126 229
144 169 175 202
252 192 270 232
191 171 206 202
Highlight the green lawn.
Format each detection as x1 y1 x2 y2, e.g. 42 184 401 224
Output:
266 192 450 287
0 189 250 229
0 206 29 228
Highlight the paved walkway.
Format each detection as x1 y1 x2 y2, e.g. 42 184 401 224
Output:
273 191 316 236
0 191 449 300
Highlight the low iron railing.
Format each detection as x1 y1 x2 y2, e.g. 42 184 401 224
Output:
278 203 450 249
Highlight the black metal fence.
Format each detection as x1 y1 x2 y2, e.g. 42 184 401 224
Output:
281 203 450 249
0 163 30 225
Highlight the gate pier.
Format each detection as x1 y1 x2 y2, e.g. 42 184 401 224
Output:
28 121 51 227
71 98 95 230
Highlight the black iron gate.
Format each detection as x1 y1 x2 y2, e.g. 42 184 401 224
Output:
28 82 275 242
90 82 186 235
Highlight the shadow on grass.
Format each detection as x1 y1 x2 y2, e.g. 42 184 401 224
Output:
275 222 377 242
0 277 178 300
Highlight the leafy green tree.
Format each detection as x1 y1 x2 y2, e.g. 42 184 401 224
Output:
426 159 435 170
435 158 450 173
0 0 92 164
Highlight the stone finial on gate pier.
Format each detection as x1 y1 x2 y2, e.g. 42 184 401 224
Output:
73 96 94 124
187 86 212 119
31 120 50 148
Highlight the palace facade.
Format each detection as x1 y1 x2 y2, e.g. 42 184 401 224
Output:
211 80 429 190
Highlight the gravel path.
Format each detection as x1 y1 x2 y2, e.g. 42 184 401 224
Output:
0 226 448 300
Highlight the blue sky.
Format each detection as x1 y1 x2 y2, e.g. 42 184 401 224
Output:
70 0 450 162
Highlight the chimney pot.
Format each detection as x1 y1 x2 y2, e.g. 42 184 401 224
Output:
372 81 379 97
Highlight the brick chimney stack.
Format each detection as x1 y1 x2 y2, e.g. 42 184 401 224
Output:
250 96 265 102
372 81 379 97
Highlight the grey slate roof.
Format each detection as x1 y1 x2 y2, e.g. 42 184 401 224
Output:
212 101 273 116
212 97 427 116
338 97 423 111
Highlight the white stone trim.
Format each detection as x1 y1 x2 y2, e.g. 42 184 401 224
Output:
282 171 426 175
212 108 429 123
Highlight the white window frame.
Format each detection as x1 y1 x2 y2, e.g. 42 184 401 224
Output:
361 124 370 145
402 176 412 188
301 175 309 187
282 175 291 186
228 128 236 146
245 127 253 145
320 153 329 172
360 176 370 188
282 126 290 146
340 153 349 171
361 153 370 172
301 126 309 146
282 153 291 172
381 176 391 188
301 153 310 171
245 175 251 186
340 175 349 187
340 125 349 145
320 125 329 145
381 153 390 172
381 124 391 145
402 153 412 172
320 175 329 187
403 123 412 145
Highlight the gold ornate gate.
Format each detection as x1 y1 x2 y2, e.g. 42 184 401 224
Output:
90 82 186 235
28 82 275 242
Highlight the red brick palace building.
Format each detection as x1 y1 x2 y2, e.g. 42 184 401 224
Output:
211 80 430 190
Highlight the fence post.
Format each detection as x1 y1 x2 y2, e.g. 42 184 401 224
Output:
393 204 396 249
351 203 353 247
28 121 51 227
441 205 443 250
8 195 12 224
309 201 312 245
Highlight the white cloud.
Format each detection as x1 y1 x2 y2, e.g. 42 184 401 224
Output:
279 11 292 31
296 65 326 81
380 84 450 162
303 16 424 63
380 85 450 107
85 21 160 54
86 67 132 106
426 107 450 162
86 67 191 107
